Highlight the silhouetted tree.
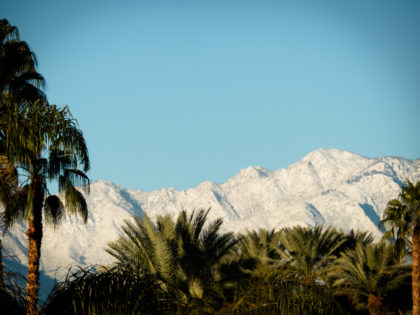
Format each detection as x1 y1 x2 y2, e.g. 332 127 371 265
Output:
0 19 46 102
0 100 90 314
381 180 420 315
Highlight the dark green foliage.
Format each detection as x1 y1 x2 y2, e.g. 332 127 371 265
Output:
25 221 411 314
0 19 46 102
40 267 171 315
224 274 342 315
276 225 345 284
0 155 27 227
0 289 25 315
0 100 90 225
237 229 281 278
337 229 374 252
106 209 244 314
380 180 420 315
0 266 26 315
105 216 408 314
0 90 90 313
381 180 420 260
327 243 411 313
381 198 413 260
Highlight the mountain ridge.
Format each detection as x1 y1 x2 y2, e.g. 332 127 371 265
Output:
3 148 420 297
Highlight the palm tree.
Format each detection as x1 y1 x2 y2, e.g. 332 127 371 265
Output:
0 100 90 315
381 199 412 262
237 228 280 278
0 19 46 102
228 272 339 315
229 227 349 314
40 267 170 315
381 180 420 315
328 243 411 315
275 225 344 284
107 209 241 314
0 19 46 292
232 225 345 314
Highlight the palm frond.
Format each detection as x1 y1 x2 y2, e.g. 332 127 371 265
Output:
40 266 171 315
43 195 65 226
59 178 88 223
276 225 345 282
328 243 411 298
107 209 241 313
0 155 27 227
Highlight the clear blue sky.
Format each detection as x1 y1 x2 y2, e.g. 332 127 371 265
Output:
2 0 419 191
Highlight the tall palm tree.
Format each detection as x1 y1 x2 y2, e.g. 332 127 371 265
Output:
328 243 411 315
0 99 90 315
381 180 420 315
0 19 46 102
107 209 241 314
0 19 46 292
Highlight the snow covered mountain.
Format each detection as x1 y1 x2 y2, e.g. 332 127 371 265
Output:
3 148 420 296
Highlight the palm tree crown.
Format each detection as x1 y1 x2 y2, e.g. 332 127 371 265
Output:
237 228 280 278
1 100 89 223
107 209 241 314
328 243 411 315
276 225 344 284
381 180 420 315
0 19 46 102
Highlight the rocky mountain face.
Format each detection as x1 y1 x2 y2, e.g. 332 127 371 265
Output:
3 148 420 296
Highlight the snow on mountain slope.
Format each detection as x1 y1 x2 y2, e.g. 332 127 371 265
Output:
3 148 420 296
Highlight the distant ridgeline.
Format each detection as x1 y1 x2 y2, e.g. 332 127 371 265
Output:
4 148 420 297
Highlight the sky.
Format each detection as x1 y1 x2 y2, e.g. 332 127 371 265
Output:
2 0 420 192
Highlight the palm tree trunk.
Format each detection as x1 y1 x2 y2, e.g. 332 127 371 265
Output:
25 180 44 315
367 294 382 315
0 238 4 288
413 224 420 315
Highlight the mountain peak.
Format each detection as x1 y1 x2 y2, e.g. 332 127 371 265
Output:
239 166 272 178
224 166 272 187
301 148 367 164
